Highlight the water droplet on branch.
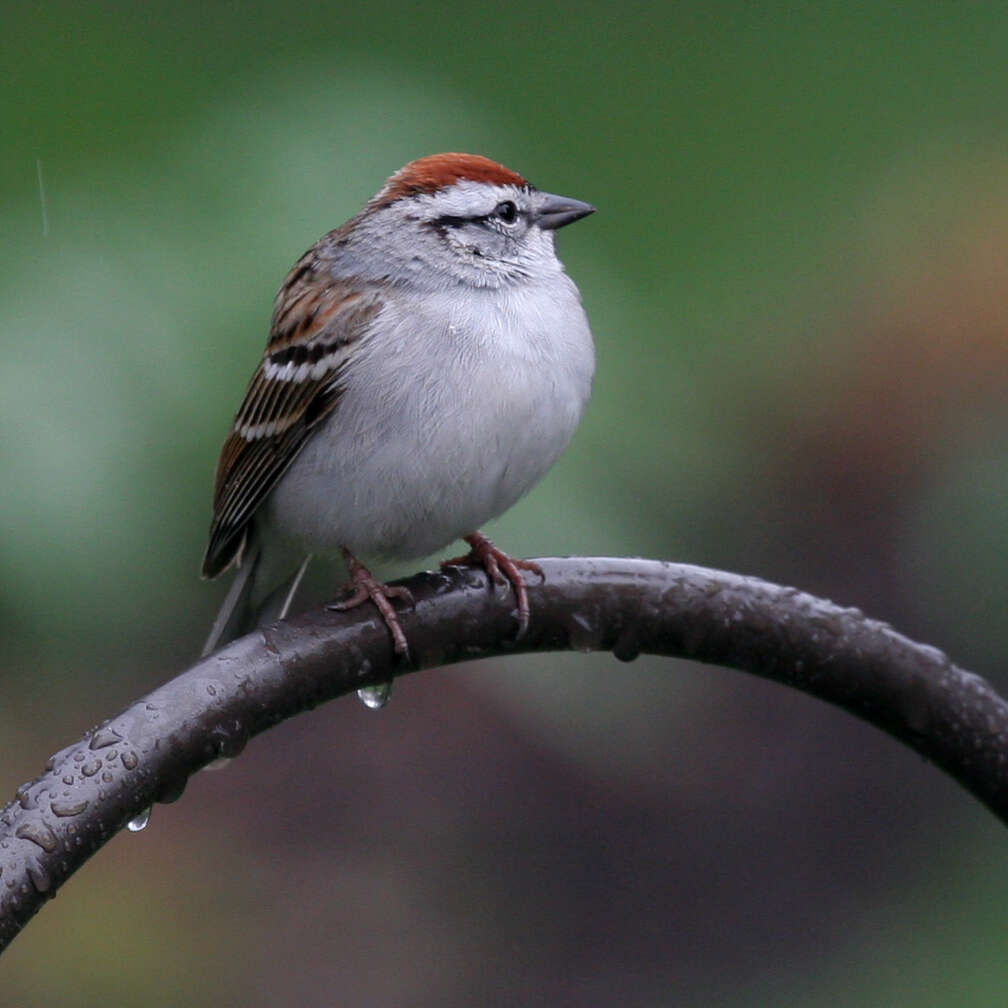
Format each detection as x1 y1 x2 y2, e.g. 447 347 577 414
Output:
127 807 152 833
357 683 392 710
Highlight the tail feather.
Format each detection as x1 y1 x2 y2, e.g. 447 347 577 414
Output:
201 542 261 658
201 543 312 658
252 553 312 628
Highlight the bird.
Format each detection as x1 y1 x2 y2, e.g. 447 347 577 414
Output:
201 153 595 661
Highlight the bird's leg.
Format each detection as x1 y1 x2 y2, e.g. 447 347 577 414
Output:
440 531 544 639
328 548 414 659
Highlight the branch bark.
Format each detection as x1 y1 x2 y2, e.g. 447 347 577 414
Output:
1 556 1006 952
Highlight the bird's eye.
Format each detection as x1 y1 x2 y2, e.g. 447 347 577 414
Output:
493 200 518 224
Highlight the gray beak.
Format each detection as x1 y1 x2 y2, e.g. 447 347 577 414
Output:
536 192 596 230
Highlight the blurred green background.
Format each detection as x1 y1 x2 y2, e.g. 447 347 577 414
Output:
4 1 1008 1004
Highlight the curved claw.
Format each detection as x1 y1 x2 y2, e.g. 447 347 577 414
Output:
327 550 413 659
441 532 542 639
509 556 545 583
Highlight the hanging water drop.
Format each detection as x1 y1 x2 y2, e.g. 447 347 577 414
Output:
357 682 392 710
127 806 152 832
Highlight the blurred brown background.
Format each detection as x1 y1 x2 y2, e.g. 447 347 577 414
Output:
3 2 1008 1004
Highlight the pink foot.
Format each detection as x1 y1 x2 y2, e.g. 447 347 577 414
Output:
441 531 544 639
328 548 414 659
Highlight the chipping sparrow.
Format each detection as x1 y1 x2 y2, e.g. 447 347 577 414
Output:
202 153 595 659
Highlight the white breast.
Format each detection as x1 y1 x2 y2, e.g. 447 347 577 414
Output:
262 275 594 561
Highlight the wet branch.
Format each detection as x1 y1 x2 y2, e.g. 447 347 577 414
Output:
2 556 1007 952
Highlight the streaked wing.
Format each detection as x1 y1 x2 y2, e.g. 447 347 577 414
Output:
202 255 381 578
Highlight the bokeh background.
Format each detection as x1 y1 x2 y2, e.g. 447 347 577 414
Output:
4 2 1008 1004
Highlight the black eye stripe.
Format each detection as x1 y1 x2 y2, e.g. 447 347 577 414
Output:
429 202 522 229
429 214 474 228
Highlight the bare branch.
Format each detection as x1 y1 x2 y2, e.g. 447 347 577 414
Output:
1 557 1005 952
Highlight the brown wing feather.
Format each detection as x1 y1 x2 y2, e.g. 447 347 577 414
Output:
202 256 381 579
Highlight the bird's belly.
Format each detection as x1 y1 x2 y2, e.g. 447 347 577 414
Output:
263 344 589 560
